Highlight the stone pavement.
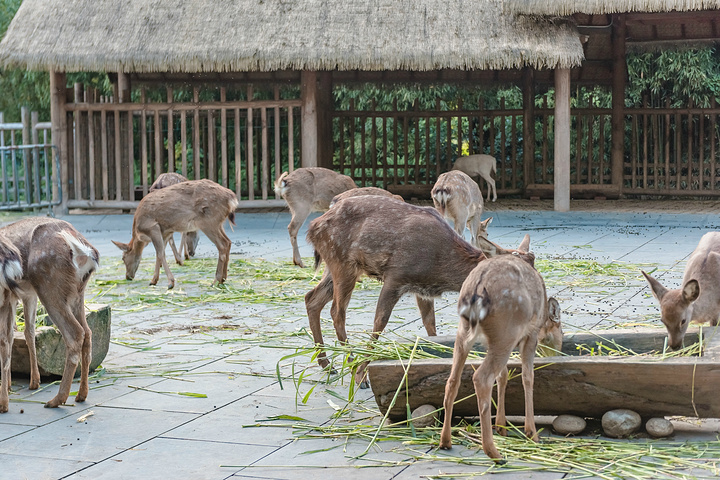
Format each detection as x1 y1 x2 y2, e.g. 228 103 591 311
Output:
1 199 720 480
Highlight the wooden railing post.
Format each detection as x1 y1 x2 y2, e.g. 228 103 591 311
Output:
554 68 571 212
49 71 68 213
301 70 319 168
523 67 535 191
611 13 627 193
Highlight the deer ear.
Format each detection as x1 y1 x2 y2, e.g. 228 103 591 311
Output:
547 297 561 323
476 236 506 257
517 234 531 253
642 270 668 301
112 240 129 252
682 279 700 303
480 217 493 228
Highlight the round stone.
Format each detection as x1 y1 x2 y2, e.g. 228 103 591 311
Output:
646 417 674 438
552 415 587 435
602 409 642 438
411 404 438 428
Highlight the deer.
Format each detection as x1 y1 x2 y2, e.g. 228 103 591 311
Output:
149 173 200 264
452 154 497 202
330 186 404 207
642 231 720 349
274 167 357 267
0 235 23 413
439 253 561 462
113 179 238 289
304 195 534 387
0 218 99 411
432 170 485 247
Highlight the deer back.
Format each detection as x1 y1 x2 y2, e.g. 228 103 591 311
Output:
457 254 550 349
431 170 482 219
330 186 403 207
308 196 486 296
452 154 497 177
149 172 188 191
134 179 238 236
275 167 357 212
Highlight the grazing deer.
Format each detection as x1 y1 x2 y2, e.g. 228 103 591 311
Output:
150 173 200 263
0 236 23 413
452 154 497 202
642 231 720 349
330 186 403 207
274 167 357 267
0 218 99 411
439 253 561 462
304 195 533 386
113 179 238 289
432 170 485 247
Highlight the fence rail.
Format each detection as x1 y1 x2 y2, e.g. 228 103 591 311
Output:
0 144 61 211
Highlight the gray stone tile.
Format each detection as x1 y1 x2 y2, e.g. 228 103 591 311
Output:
64 437 276 480
0 405 198 462
0 453 92 479
0 422 34 440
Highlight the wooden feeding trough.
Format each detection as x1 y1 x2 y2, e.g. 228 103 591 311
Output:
367 327 720 421
11 304 111 377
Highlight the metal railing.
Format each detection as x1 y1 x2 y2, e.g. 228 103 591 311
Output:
0 144 61 212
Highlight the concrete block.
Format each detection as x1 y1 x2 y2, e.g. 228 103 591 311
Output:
11 304 111 377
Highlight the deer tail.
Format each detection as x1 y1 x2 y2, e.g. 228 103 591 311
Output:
0 244 22 292
274 171 289 198
458 287 491 326
313 250 322 271
58 230 100 281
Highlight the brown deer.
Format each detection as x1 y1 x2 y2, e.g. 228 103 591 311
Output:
0 235 23 413
0 218 99 411
330 186 403 207
432 170 485 247
452 154 497 202
304 195 533 386
274 167 357 267
439 253 561 462
113 179 238 289
642 231 720 349
149 173 200 263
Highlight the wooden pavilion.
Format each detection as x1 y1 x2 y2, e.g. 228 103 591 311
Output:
0 0 719 212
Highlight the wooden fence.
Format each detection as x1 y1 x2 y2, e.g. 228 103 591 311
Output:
64 85 302 208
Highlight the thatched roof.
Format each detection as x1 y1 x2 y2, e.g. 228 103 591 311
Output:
0 0 583 73
506 0 720 16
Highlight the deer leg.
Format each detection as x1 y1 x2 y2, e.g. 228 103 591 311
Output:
519 335 539 442
439 319 478 449
202 226 231 285
167 234 183 266
149 227 175 289
71 292 92 403
495 367 509 436
41 302 85 408
354 284 403 388
288 206 311 268
21 296 40 390
482 174 497 202
0 298 14 413
305 269 334 369
415 295 437 336
473 345 514 463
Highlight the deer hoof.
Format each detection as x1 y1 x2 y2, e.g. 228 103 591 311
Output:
44 398 63 408
0 405 7 413
293 258 305 268
29 379 39 390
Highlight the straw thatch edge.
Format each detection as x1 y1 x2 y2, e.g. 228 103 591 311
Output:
505 0 720 16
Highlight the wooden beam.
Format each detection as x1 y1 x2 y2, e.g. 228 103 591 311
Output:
50 71 68 214
300 71 319 168
611 14 626 191
118 72 131 103
317 72 334 169
554 68 571 212
522 67 535 191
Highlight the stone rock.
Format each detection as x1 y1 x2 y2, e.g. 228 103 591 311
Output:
11 304 111 377
646 417 674 438
411 404 437 428
602 409 642 438
553 415 587 435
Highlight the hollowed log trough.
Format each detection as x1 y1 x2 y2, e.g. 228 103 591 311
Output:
367 327 720 421
11 304 111 377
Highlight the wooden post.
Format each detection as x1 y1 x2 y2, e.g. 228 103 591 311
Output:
317 72 334 169
118 72 131 103
522 67 535 192
49 71 67 213
301 70 319 168
554 68 571 212
611 13 627 192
